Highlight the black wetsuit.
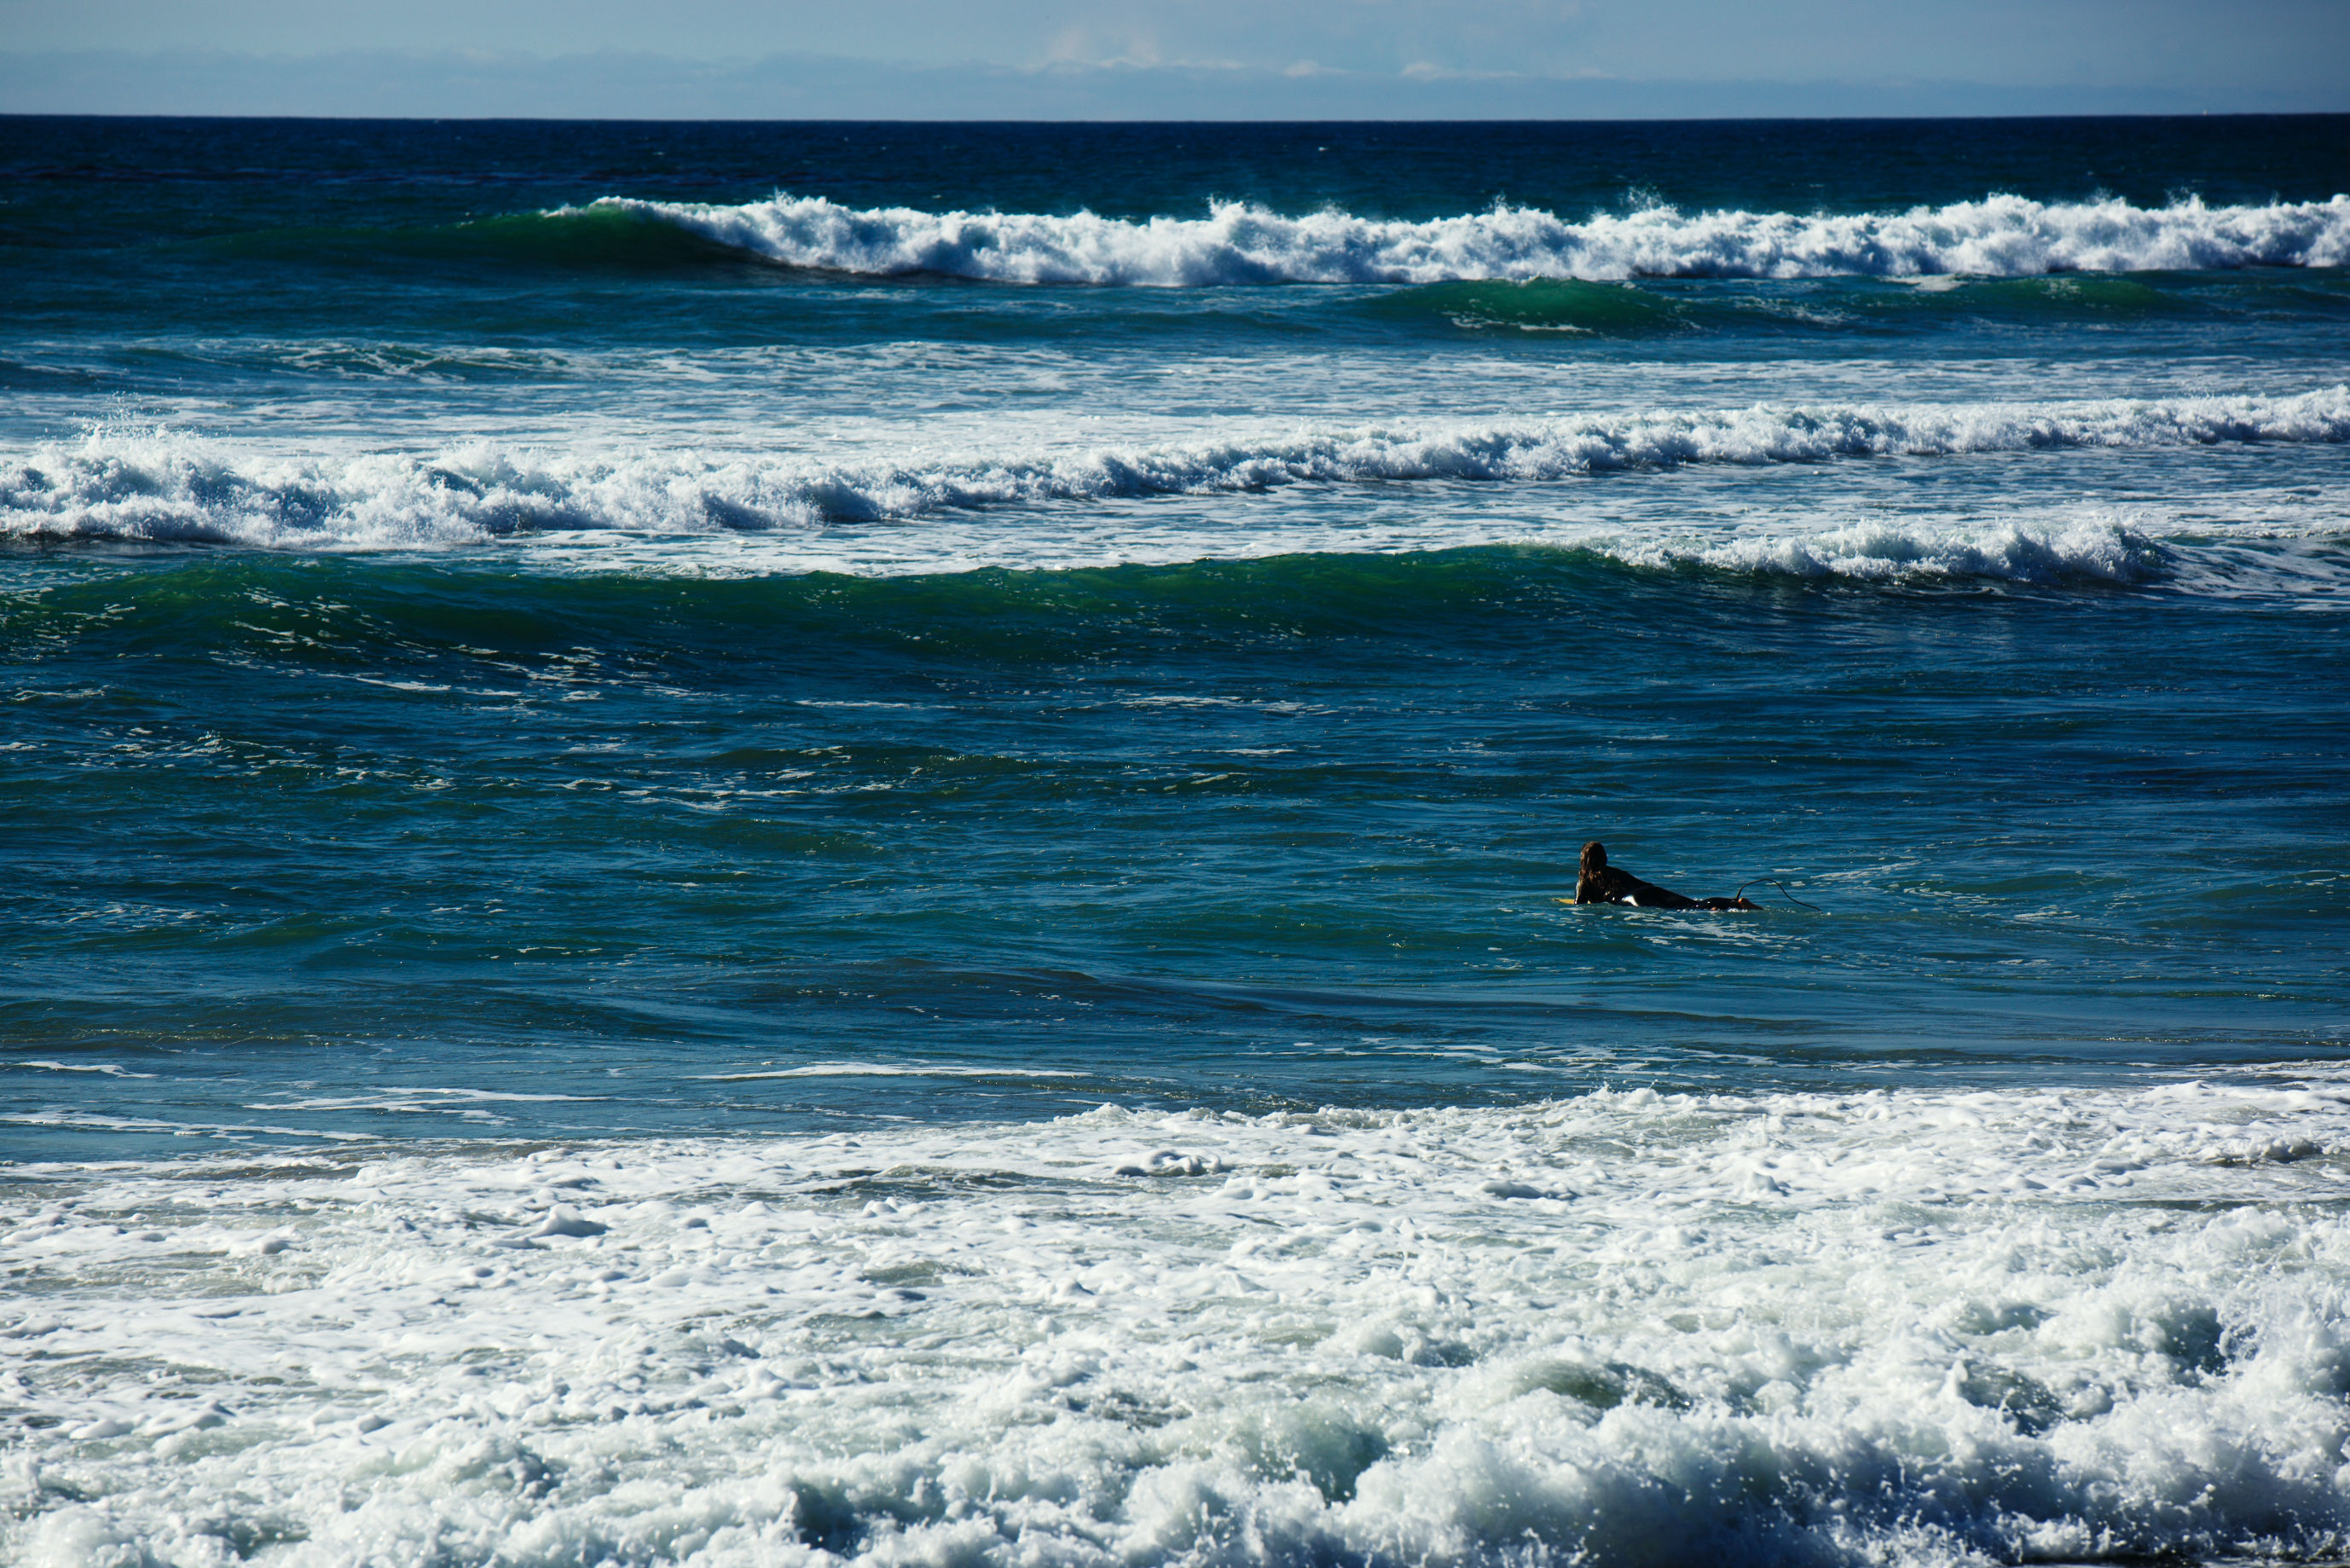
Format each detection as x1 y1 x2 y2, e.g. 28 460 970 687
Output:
1574 865 1705 909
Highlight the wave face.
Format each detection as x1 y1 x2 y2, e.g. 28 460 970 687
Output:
1360 270 2350 337
6 389 2345 569
592 194 2350 285
12 1080 2350 1568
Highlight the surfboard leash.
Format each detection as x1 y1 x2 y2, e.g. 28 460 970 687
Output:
1734 878 1824 912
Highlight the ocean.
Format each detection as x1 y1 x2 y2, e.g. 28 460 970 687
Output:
3 113 2348 1567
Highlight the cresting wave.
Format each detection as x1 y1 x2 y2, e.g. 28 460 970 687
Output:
3 388 2345 578
585 193 2350 285
9 1077 2350 1568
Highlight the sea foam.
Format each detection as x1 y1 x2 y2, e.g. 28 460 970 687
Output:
9 1076 2350 1567
589 192 2350 285
4 388 2345 582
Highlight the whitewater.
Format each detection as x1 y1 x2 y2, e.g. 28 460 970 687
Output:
5 391 2347 585
11 1079 2350 1568
594 193 2350 285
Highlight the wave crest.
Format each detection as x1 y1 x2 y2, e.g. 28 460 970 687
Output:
6 390 2342 558
590 193 2350 285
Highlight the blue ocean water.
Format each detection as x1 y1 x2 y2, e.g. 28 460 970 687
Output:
3 117 2350 1568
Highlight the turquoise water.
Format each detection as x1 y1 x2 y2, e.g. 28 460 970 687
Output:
4 118 2350 1568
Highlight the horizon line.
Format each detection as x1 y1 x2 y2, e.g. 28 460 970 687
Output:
7 109 2345 124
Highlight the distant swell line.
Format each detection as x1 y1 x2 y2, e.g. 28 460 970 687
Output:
585 193 2350 284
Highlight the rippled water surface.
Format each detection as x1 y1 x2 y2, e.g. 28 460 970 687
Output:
3 115 2349 1568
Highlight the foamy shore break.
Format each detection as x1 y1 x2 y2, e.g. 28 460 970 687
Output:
8 1079 2350 1567
592 193 2350 285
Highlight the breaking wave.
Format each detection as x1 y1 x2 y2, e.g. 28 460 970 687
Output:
587 192 2350 285
4 389 2345 565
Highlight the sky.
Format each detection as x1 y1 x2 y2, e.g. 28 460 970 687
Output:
1 0 2344 118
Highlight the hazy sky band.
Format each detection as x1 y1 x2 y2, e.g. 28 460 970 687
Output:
1 0 2342 119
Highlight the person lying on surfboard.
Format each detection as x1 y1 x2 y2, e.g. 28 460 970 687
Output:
1570 841 1759 911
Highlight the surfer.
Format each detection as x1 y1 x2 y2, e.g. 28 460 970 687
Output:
1572 841 1758 911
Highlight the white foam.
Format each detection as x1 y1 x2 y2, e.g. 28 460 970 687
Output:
1609 514 2172 583
9 1075 2350 1566
0 1110 371 1141
593 192 2350 285
4 389 2345 592
248 1089 611 1108
695 1063 1089 1080
9 1061 158 1079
